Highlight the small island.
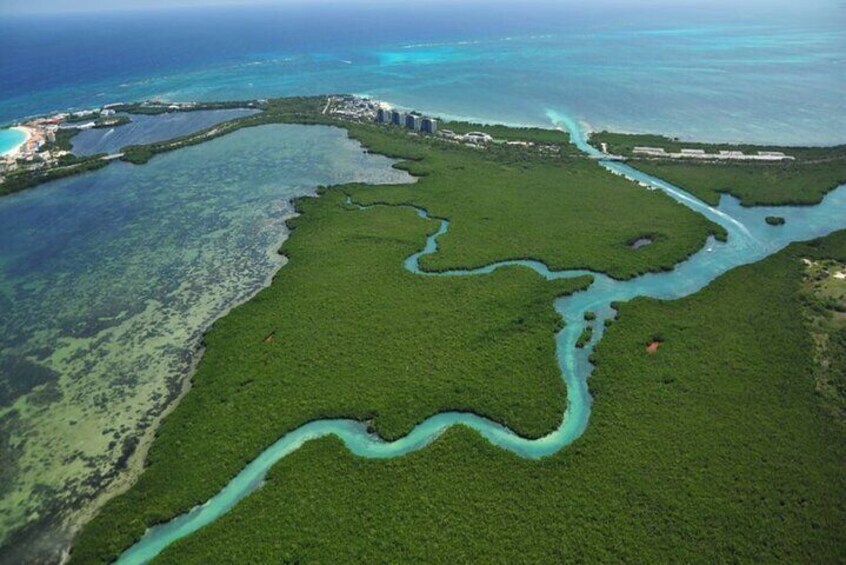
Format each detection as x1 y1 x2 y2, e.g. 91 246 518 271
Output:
766 216 786 226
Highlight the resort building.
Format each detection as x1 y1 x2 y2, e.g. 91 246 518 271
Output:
405 113 422 131
633 146 667 156
464 132 494 145
633 145 794 161
421 117 438 134
370 101 438 136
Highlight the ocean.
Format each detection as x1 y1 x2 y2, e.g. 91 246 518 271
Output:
1 0 844 145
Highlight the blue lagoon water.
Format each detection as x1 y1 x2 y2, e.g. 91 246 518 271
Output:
69 109 259 156
0 124 411 561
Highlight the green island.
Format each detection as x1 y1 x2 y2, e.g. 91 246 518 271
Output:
575 325 593 348
93 115 132 129
767 215 787 226
3 95 841 562
593 131 846 206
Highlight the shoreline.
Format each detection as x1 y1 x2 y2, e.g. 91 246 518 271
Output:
9 91 835 153
2 95 843 212
49 138 372 563
1 126 31 157
360 96 846 149
57 190 302 564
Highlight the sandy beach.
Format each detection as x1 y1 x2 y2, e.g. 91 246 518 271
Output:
1 126 32 157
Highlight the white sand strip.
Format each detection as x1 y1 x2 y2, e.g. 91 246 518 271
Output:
2 126 32 157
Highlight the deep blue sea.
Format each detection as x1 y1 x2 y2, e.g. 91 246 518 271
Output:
1 0 844 144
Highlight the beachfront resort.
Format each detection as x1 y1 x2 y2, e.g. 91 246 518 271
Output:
0 100 213 188
329 96 799 161
0 108 115 175
632 145 794 161
328 95 565 151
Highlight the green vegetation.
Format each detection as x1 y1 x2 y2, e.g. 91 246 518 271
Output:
63 113 99 123
575 325 593 348
51 128 78 152
813 325 846 419
342 123 723 279
93 115 131 129
583 311 596 321
70 187 591 563
66 98 768 562
133 231 844 564
111 100 262 115
63 113 132 128
766 216 786 226
442 120 573 147
117 101 723 278
0 158 108 197
11 95 831 563
591 131 846 206
800 238 846 420
69 102 744 562
629 160 846 207
593 131 845 161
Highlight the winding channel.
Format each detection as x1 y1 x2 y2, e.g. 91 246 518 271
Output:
116 118 846 563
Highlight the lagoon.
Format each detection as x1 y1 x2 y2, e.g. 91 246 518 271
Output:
70 109 259 156
0 123 411 562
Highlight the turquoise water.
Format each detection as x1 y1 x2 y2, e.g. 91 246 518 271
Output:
70 109 259 156
0 128 25 156
2 2 844 145
0 124 411 561
115 122 846 564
